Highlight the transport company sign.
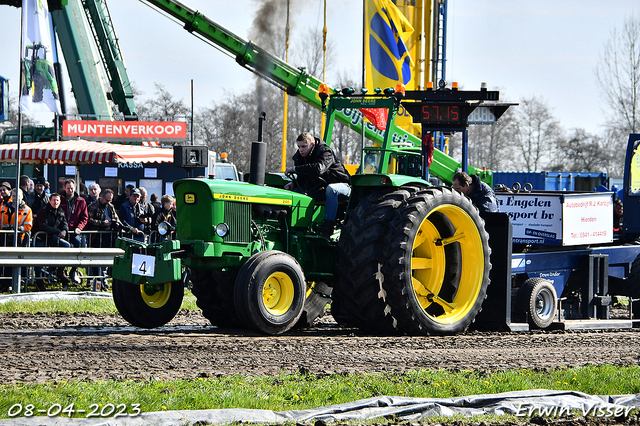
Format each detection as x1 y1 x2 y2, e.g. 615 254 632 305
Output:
62 120 188 141
496 192 613 246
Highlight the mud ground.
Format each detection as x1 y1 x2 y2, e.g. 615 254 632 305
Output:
0 309 638 425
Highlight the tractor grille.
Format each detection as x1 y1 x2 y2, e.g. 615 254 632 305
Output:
223 201 252 243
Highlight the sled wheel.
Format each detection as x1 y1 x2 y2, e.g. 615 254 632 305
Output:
518 277 557 329
294 281 332 328
112 279 184 329
383 187 492 335
190 268 242 328
335 189 415 334
234 251 306 335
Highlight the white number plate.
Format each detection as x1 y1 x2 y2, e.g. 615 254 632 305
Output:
131 254 155 277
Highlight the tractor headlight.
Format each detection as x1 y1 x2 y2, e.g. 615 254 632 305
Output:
158 221 174 236
216 223 230 238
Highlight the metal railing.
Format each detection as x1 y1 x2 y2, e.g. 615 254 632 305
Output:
0 229 125 293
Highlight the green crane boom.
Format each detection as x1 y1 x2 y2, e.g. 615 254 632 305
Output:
141 0 488 184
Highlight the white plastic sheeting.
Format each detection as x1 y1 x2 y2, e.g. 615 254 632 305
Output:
2 390 639 426
0 291 111 304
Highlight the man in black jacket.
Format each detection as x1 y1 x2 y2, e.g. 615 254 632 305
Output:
35 193 72 289
285 132 351 238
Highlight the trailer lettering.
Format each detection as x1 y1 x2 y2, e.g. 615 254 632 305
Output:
541 210 554 219
506 211 538 220
505 197 552 209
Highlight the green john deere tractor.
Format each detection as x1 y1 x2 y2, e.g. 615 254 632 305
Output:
111 86 492 336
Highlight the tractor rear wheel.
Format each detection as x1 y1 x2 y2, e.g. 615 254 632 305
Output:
335 189 413 334
517 277 558 329
234 250 306 335
191 269 242 328
112 279 184 329
383 187 491 335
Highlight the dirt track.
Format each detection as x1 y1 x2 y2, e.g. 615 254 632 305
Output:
1 310 640 384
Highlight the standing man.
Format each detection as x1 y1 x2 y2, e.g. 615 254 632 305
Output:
35 192 72 290
284 132 351 238
114 184 134 211
87 188 125 289
0 188 33 246
28 176 50 220
85 182 101 206
60 178 89 248
118 188 145 241
60 179 89 284
137 187 155 229
451 171 499 214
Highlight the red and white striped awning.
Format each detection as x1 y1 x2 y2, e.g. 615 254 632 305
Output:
0 140 174 165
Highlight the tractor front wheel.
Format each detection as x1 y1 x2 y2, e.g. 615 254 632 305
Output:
112 279 184 329
234 251 306 335
383 187 491 335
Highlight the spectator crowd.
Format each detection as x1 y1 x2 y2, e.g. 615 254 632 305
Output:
0 175 176 293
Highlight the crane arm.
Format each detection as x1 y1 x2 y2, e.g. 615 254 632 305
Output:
140 0 485 184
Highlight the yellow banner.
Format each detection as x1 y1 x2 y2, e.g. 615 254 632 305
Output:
365 0 422 136
365 0 414 89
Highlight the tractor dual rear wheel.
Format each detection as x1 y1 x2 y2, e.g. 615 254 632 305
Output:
335 189 416 334
382 187 491 335
234 250 306 335
190 269 242 328
112 278 184 329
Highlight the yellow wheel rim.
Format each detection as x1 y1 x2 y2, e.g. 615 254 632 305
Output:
140 283 172 308
411 204 484 324
262 272 294 316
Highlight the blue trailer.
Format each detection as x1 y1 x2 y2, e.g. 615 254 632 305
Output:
475 135 640 332
493 171 608 192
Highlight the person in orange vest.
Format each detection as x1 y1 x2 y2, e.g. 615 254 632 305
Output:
0 189 33 292
0 188 33 245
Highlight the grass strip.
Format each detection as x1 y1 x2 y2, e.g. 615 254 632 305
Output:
0 366 638 419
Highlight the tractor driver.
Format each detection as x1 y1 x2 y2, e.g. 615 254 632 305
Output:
451 171 499 214
285 132 351 239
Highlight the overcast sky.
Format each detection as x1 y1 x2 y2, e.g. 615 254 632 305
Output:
0 0 638 135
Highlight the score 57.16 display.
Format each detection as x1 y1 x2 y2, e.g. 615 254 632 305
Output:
403 102 476 130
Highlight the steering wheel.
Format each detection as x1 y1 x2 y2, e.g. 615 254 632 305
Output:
285 171 305 193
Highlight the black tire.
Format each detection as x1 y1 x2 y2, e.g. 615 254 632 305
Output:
112 279 136 324
517 277 557 329
335 189 413 334
190 268 242 328
295 281 332 328
112 279 184 329
382 187 492 335
234 251 306 335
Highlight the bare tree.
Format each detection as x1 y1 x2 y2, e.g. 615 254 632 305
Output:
512 96 561 171
596 14 640 135
547 128 613 174
467 106 518 171
135 83 190 119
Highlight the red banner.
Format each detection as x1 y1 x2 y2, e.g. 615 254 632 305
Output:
360 108 389 131
62 120 188 141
